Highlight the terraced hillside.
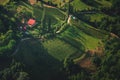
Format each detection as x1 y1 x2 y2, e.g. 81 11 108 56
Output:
1 0 120 80
12 1 109 80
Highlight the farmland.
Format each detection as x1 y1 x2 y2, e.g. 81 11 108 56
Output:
0 0 120 80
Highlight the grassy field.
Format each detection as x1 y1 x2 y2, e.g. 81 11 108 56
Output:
80 31 100 49
60 25 100 50
17 2 66 24
71 19 108 38
32 7 66 22
42 38 78 61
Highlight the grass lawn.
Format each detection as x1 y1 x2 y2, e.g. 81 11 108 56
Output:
42 38 78 61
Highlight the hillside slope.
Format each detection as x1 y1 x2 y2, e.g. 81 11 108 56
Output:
2 0 119 80
12 1 109 80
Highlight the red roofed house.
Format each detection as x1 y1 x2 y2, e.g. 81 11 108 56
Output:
27 19 36 27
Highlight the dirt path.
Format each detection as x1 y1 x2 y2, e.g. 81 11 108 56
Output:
67 15 72 24
44 4 56 8
110 33 120 39
56 15 72 33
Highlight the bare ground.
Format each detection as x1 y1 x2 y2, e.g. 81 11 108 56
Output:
77 57 96 72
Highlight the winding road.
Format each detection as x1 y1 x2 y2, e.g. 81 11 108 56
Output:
12 38 31 56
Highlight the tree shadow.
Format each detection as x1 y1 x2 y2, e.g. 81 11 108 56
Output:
13 38 65 80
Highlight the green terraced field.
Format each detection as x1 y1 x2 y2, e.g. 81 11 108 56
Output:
42 38 78 61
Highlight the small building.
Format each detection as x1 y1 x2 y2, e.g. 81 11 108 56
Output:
27 19 36 27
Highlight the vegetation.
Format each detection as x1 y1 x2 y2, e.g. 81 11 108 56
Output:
0 0 9 6
0 0 120 80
